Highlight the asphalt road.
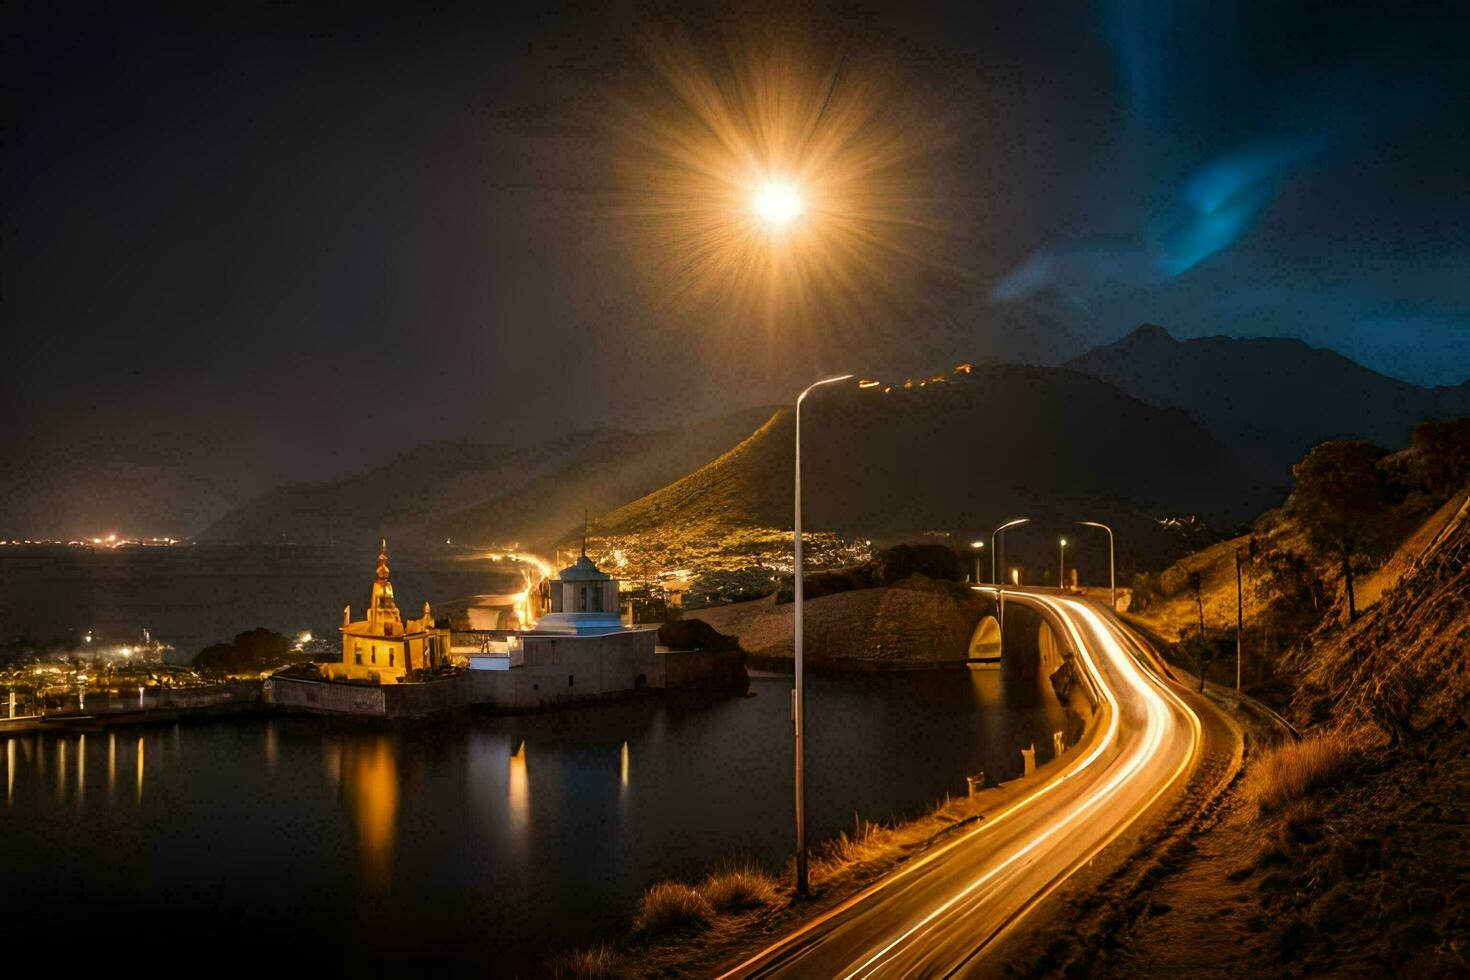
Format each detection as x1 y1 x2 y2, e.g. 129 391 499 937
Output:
724 589 1206 978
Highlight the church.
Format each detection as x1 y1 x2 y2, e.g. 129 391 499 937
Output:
322 541 450 684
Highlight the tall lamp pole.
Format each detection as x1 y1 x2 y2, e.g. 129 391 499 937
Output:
1058 537 1068 589
990 518 1029 585
793 373 852 896
990 518 1030 662
1076 521 1116 610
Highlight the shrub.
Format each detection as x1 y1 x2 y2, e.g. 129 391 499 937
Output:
875 544 962 584
550 945 620 978
699 862 781 912
1243 733 1355 813
656 619 741 653
631 882 714 935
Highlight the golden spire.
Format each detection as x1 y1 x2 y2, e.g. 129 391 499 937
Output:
376 538 390 582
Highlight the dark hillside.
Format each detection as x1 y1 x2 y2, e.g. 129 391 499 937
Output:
592 364 1245 573
1066 325 1470 493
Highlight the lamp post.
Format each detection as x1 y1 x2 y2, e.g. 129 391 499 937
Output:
1058 537 1068 589
1075 521 1116 610
990 518 1029 663
793 372 852 896
968 540 986 584
990 518 1029 585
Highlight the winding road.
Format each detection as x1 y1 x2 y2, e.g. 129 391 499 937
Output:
724 589 1213 978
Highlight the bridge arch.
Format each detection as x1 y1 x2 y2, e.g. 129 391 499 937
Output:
966 615 1001 665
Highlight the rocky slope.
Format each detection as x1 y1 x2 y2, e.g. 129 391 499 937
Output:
688 576 991 665
1062 484 1470 977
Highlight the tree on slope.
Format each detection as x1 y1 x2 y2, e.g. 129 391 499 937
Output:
1287 441 1398 621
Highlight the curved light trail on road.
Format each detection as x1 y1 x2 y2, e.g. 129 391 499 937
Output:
726 590 1203 978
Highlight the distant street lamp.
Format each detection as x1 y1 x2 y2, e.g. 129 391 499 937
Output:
1076 521 1116 610
968 540 986 584
1058 538 1068 589
793 372 853 896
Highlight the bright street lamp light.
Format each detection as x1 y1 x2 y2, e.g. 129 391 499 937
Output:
1076 520 1116 610
793 372 852 896
1059 537 1068 589
752 179 805 231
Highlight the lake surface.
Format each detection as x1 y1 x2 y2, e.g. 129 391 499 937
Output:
1 548 1068 970
1 671 1065 971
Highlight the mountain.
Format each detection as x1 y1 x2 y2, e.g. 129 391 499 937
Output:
588 364 1247 574
0 438 244 540
198 408 772 551
1065 324 1470 485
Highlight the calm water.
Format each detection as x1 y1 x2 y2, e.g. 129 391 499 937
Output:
0 671 1064 972
0 545 526 658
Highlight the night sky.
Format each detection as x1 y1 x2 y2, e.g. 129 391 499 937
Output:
4 1 1468 535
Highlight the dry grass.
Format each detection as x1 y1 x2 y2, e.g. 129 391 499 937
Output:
808 815 911 883
631 881 716 935
549 944 621 978
1244 732 1355 813
699 862 782 912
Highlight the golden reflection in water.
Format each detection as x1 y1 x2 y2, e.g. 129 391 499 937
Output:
620 740 630 791
322 738 342 790
508 740 529 838
342 738 399 894
57 737 67 802
265 721 278 773
6 739 13 806
108 733 116 797
136 736 145 803
77 734 85 805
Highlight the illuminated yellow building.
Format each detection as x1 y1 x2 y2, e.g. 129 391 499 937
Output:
322 541 450 685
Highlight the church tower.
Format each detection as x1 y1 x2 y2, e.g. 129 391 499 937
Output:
325 539 450 684
366 539 403 635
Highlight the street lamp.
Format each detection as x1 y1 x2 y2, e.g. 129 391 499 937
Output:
1058 537 1068 589
990 518 1029 663
793 372 852 896
1076 521 1116 610
990 518 1029 584
968 540 986 583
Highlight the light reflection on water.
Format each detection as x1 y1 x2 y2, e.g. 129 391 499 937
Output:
0 668 1066 973
342 737 398 893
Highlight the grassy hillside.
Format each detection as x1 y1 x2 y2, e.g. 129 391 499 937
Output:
435 407 772 549
587 363 1241 580
199 408 771 551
